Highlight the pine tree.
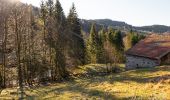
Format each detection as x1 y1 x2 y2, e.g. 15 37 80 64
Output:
97 27 106 63
113 30 124 63
67 3 85 66
53 0 68 80
98 27 107 43
113 30 124 51
46 0 54 16
125 30 133 50
103 28 117 72
131 33 145 46
106 28 124 63
125 30 145 50
86 23 101 63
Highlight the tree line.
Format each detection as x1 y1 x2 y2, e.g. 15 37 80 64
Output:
0 0 144 90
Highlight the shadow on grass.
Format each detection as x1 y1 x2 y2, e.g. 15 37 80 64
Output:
50 85 115 99
108 65 170 84
131 65 170 74
26 80 119 100
79 65 170 85
24 65 170 99
121 95 165 100
72 65 170 88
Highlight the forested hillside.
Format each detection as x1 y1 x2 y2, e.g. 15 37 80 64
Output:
134 25 170 33
80 19 132 33
80 19 170 34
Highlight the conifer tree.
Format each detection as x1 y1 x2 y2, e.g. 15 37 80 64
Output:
113 30 124 62
98 27 107 43
125 30 145 50
67 3 85 65
106 28 124 63
125 30 133 50
53 0 68 80
113 30 124 51
97 27 106 63
131 33 145 46
46 0 54 16
86 23 101 63
102 28 117 72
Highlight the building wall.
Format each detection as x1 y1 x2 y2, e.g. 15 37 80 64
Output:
126 55 159 70
161 52 170 65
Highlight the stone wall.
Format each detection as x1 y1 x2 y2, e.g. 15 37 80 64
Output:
126 55 159 70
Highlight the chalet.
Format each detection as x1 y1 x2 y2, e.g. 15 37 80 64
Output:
125 34 170 70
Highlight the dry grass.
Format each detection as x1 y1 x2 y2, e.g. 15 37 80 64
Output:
0 64 170 100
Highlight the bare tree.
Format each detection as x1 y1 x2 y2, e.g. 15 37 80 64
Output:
12 2 29 99
0 0 12 88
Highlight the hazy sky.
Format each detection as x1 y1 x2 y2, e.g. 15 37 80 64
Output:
20 0 170 26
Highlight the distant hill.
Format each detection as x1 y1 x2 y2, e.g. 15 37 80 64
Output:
80 19 132 33
134 25 170 33
80 19 170 34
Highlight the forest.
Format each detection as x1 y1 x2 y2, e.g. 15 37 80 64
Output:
0 0 150 99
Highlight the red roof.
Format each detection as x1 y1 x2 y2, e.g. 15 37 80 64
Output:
126 34 170 60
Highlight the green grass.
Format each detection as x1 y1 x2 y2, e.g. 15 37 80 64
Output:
0 64 170 100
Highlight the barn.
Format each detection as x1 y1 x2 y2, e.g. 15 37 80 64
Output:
125 34 170 70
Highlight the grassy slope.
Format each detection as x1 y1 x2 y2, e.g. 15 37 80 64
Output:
0 64 170 100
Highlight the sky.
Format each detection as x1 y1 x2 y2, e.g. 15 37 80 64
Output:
20 0 170 26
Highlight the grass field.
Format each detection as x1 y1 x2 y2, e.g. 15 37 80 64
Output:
0 64 170 100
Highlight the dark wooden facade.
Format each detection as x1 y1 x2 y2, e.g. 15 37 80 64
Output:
161 52 170 65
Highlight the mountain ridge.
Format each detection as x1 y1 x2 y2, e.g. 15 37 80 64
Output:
80 19 170 34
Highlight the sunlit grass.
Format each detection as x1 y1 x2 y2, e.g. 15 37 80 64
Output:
0 64 170 100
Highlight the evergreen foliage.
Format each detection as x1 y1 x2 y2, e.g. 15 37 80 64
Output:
53 0 68 80
125 30 145 50
67 3 85 66
86 24 102 63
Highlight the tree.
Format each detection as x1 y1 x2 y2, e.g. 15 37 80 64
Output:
0 73 2 87
125 30 145 50
40 0 48 58
67 3 85 66
97 27 106 63
53 0 68 80
125 30 134 50
131 33 145 46
45 0 55 81
86 23 101 63
113 30 124 51
109 30 124 62
0 0 10 88
24 5 38 86
46 0 54 16
12 2 26 99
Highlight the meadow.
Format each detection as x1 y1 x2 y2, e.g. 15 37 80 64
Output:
0 64 170 100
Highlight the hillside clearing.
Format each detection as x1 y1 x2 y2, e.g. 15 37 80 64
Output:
0 64 170 100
